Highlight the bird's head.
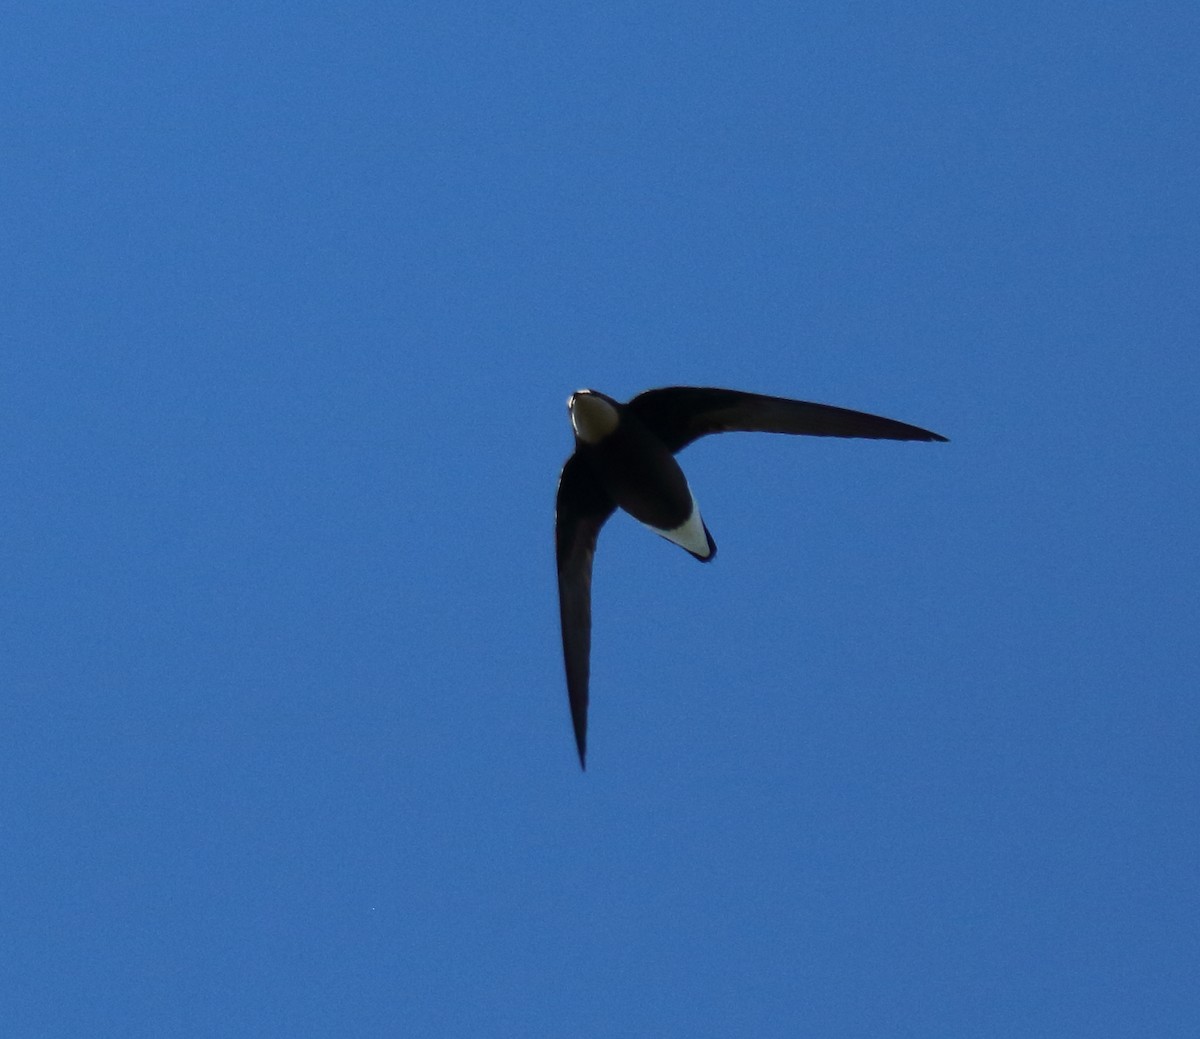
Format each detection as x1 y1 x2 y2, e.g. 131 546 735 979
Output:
567 389 620 444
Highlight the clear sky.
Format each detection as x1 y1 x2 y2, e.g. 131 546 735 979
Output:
5 3 1198 1036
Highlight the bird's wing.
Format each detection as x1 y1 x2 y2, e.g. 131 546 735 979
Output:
555 453 616 770
627 387 948 453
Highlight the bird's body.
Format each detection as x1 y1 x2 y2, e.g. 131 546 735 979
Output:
568 392 714 559
555 386 947 769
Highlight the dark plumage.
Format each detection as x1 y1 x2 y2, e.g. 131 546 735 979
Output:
555 387 947 769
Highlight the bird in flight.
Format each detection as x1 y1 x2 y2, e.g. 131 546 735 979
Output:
554 386 947 769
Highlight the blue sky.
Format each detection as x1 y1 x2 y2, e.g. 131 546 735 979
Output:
4 2 1197 1036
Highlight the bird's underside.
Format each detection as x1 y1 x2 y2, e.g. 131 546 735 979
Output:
555 386 947 769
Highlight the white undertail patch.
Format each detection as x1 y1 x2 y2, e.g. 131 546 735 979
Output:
652 495 713 559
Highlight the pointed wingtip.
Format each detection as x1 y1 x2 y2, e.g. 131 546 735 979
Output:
573 724 587 770
571 718 588 770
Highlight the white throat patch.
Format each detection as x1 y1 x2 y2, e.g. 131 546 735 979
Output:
569 392 619 444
